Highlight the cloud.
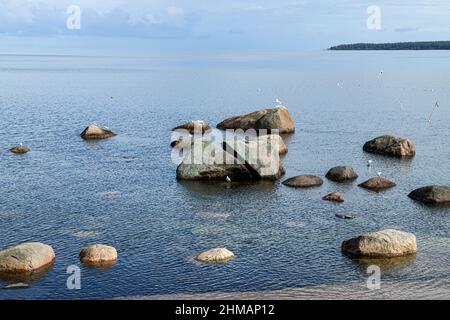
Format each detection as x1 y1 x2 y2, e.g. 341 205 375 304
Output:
0 0 198 39
167 6 184 18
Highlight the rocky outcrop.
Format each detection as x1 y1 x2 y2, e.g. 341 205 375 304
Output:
9 146 31 154
176 139 284 181
172 121 211 134
322 192 344 203
79 244 117 265
408 186 450 205
342 229 417 258
80 124 117 140
282 175 323 188
196 248 235 263
325 166 358 182
217 106 295 133
0 242 55 273
363 135 416 158
358 177 396 191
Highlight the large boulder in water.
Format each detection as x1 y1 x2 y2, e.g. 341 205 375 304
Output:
342 229 417 258
363 135 415 158
172 121 211 134
0 242 55 273
176 138 284 181
80 124 117 140
217 106 295 133
325 166 358 182
408 186 450 205
282 175 323 188
79 244 117 265
358 177 396 191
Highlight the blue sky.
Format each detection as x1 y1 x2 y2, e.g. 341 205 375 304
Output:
0 0 449 53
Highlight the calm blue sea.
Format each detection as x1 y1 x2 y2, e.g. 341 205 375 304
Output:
1 50 450 299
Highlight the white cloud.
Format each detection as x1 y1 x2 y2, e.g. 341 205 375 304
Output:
167 6 184 18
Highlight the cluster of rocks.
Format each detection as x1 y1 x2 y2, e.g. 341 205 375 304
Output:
0 242 118 281
172 118 449 263
173 106 294 182
6 124 118 156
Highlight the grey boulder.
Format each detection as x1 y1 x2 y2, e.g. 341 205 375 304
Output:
325 166 358 182
342 229 417 258
217 106 295 133
0 242 55 273
363 135 415 158
408 186 450 205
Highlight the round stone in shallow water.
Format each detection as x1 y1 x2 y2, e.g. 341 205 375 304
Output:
282 175 323 188
79 244 118 266
196 248 235 264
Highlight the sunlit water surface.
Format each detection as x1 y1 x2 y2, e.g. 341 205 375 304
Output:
1 51 450 299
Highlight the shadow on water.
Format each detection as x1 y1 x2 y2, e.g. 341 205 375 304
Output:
0 263 54 287
350 254 417 272
177 179 279 197
81 261 117 271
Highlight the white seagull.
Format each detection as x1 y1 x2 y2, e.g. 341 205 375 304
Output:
377 172 382 177
226 176 231 183
367 160 373 166
275 98 282 105
19 142 23 147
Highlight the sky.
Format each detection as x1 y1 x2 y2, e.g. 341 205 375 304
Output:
0 0 450 54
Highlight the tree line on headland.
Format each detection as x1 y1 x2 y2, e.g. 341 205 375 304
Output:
329 41 450 50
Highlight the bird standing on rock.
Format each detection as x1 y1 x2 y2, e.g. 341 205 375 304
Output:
226 176 231 183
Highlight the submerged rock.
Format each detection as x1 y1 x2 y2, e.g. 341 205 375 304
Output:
176 139 284 181
282 175 323 188
358 177 396 191
325 166 358 182
342 229 417 258
0 242 55 273
196 248 235 263
9 146 31 154
408 186 450 205
79 244 117 265
323 192 344 203
80 124 117 140
172 121 211 135
4 282 30 290
363 135 415 158
335 213 355 219
217 106 295 133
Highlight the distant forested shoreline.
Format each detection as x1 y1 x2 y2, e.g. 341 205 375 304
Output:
329 41 450 50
